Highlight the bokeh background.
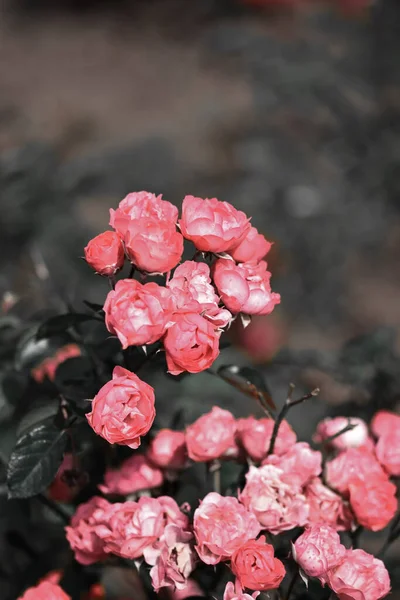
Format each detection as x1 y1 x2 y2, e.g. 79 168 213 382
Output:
1 0 400 596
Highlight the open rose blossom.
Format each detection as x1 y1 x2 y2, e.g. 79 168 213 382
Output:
371 410 400 439
237 417 296 462
348 478 397 531
325 446 388 496
99 454 163 496
229 226 272 264
125 219 183 274
376 430 400 476
164 313 220 375
262 442 322 487
231 536 285 591
239 465 309 534
193 493 260 565
19 582 70 600
305 477 353 531
148 429 187 469
65 496 112 565
325 549 391 600
110 191 178 237
223 581 260 600
293 524 346 580
84 230 124 276
104 279 174 348
86 366 155 449
314 417 370 450
185 407 237 462
179 195 250 253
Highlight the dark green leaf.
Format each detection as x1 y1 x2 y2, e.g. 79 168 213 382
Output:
7 419 68 499
217 364 276 411
36 314 99 340
83 300 104 314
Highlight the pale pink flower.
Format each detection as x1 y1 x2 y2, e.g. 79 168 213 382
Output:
326 549 391 600
262 442 322 487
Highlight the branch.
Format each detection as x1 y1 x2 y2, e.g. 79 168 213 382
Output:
314 420 357 448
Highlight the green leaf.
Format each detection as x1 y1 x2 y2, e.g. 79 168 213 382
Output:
36 313 99 340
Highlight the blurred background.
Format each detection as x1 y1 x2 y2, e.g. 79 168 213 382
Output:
1 0 400 596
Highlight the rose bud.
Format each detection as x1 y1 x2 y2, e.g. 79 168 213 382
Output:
87 366 155 449
212 259 280 315
147 429 187 469
84 231 124 276
65 496 112 565
99 454 163 496
179 195 250 253
305 477 353 531
231 536 285 591
262 442 322 488
325 447 388 496
314 416 371 450
371 410 400 439
223 581 259 600
229 226 272 264
185 407 237 462
125 219 184 274
375 430 400 476
164 313 220 375
193 492 260 565
110 191 178 237
293 524 346 580
348 478 397 531
325 549 391 600
104 279 174 348
18 582 70 600
237 416 296 462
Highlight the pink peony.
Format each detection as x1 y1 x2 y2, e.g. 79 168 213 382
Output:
239 465 309 534
193 492 261 565
231 536 285 591
84 230 124 276
223 581 259 600
86 366 155 449
348 478 397 532
314 417 371 450
305 477 353 531
325 447 388 496
99 454 163 496
326 549 391 600
376 430 400 476
371 410 400 439
293 524 346 580
65 496 112 565
237 416 296 462
185 407 237 462
147 429 187 470
262 442 322 487
229 226 272 264
125 219 183 274
18 582 70 600
110 191 178 237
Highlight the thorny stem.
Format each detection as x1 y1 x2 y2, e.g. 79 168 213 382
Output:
267 385 320 456
314 420 356 448
210 460 221 494
377 511 400 558
285 570 300 600
129 264 136 279
108 275 116 290
349 525 363 549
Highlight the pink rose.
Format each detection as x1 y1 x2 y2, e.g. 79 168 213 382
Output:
185 407 237 462
348 478 397 532
371 410 400 439
99 454 163 496
193 493 260 565
143 525 196 592
326 549 391 600
212 259 280 315
125 219 183 274
325 447 388 496
376 430 400 476
229 226 272 264
262 442 322 487
104 279 174 348
18 582 70 600
168 580 205 600
293 524 346 580
314 417 371 450
231 536 286 591
239 465 309 534
110 191 178 237
223 581 259 600
167 261 232 328
148 429 187 469
65 496 112 565
86 366 155 449
305 478 353 531
179 195 250 253
237 417 297 462
84 230 124 276
164 313 220 375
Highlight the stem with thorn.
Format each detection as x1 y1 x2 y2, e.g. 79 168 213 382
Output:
314 420 356 449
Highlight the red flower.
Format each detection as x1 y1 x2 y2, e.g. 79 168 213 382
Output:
84 230 124 276
293 524 346 580
231 536 285 591
229 226 272 264
110 191 178 237
125 219 183 274
348 478 397 532
326 549 390 600
18 582 70 600
99 454 163 496
185 407 237 462
148 429 187 470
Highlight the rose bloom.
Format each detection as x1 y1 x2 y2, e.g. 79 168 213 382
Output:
237 417 297 462
293 524 346 580
305 477 353 531
168 580 205 600
229 226 272 264
167 261 231 328
65 496 112 565
125 218 183 274
86 366 155 449
110 191 178 237
84 230 125 276
213 259 280 315
48 453 81 503
314 417 370 450
262 442 322 487
18 582 70 600
376 430 400 476
147 429 187 469
223 581 260 600
325 447 388 496
104 279 174 348
193 492 261 565
326 549 391 600
231 536 285 591
164 313 220 375
186 407 237 462
99 454 163 496
348 478 397 531
371 410 400 439
240 465 309 534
